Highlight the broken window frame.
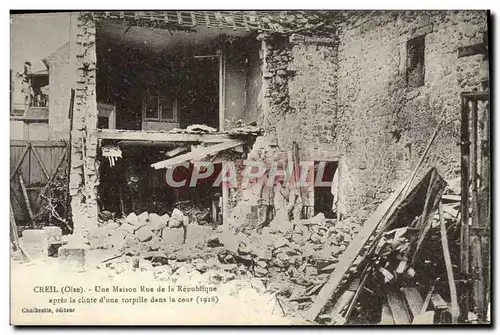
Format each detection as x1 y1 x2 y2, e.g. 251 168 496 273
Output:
406 34 426 88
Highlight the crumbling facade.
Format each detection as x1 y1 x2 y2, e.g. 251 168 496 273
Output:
11 10 491 326
67 10 488 232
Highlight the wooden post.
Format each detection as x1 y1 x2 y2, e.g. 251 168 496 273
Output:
460 96 470 277
439 202 459 323
218 36 228 224
469 99 486 321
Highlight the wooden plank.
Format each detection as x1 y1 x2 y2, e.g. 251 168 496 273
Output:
401 287 424 319
34 149 68 209
10 140 67 148
19 174 34 225
330 290 355 316
151 140 243 170
164 145 189 157
31 146 50 180
412 311 435 324
469 99 487 321
460 96 470 277
88 129 234 143
386 291 411 324
380 300 395 325
442 194 460 202
402 108 445 197
415 169 436 229
430 293 448 310
439 202 459 323
304 180 408 320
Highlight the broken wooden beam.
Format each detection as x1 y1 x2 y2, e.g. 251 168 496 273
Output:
304 180 408 321
87 129 234 143
151 140 244 170
19 174 35 226
380 300 395 325
164 145 189 157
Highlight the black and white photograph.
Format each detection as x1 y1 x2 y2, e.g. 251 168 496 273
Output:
8 10 491 325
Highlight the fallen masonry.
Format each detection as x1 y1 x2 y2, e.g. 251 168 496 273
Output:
12 170 475 325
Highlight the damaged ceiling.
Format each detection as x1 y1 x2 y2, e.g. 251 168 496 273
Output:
97 22 254 55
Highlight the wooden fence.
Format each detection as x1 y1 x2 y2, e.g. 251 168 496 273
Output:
10 140 69 225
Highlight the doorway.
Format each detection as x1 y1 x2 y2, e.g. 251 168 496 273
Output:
314 160 338 218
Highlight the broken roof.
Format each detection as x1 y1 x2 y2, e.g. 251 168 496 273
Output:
90 11 331 34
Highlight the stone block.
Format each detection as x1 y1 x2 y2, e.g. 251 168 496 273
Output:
134 226 153 242
58 245 87 272
149 213 168 231
126 212 141 227
20 229 48 260
185 224 212 248
171 208 184 222
138 211 149 224
161 227 185 246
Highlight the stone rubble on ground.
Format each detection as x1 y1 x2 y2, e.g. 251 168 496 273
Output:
84 206 362 314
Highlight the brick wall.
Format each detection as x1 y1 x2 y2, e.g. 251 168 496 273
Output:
336 11 488 218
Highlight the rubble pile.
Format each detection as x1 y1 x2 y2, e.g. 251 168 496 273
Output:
207 213 362 311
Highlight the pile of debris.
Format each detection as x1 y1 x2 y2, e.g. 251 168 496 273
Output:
208 213 361 307
297 168 469 325
87 208 213 253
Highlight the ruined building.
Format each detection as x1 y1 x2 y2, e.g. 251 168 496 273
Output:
12 10 490 325
62 10 488 233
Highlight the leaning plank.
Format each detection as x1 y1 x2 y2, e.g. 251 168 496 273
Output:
386 291 411 324
19 174 34 225
401 287 424 319
304 180 408 321
151 140 243 170
34 149 67 209
164 145 189 158
439 202 459 323
401 108 445 197
330 290 355 316
380 300 395 325
10 203 30 262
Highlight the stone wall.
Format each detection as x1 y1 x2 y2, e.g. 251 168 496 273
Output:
335 10 488 218
69 13 99 236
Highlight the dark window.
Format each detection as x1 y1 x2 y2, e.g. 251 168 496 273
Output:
406 35 425 88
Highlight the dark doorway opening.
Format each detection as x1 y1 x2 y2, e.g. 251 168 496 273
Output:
98 143 223 225
314 160 338 219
